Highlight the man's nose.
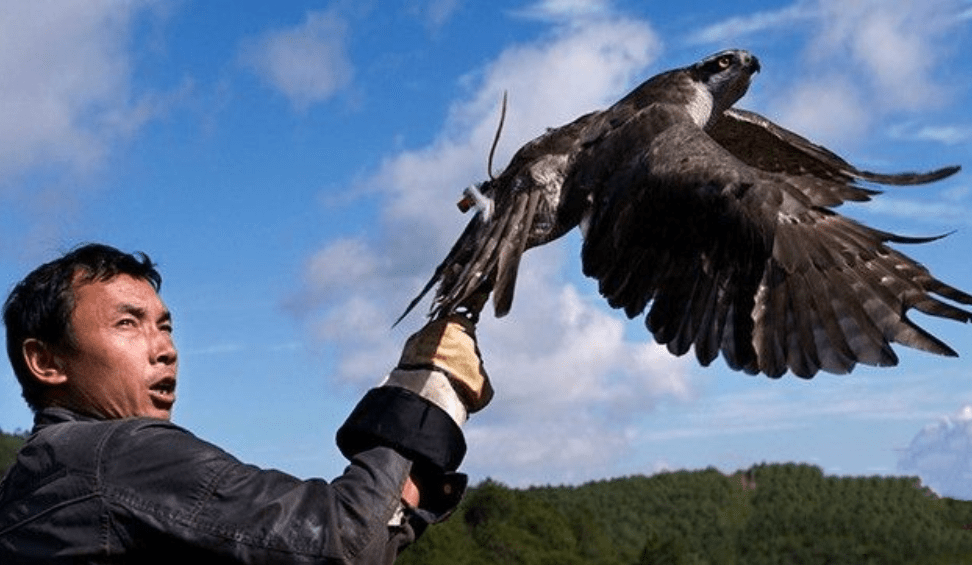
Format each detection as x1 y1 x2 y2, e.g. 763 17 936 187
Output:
152 331 178 365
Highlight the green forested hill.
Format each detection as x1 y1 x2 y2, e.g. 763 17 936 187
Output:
400 464 972 565
0 429 27 474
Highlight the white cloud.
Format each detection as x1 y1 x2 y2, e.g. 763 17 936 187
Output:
0 1 166 185
898 405 972 499
241 10 353 111
811 0 954 110
411 0 461 30
463 258 693 484
299 16 673 483
889 121 972 145
860 196 972 226
689 1 818 45
704 0 966 146
303 238 382 299
513 0 615 23
769 75 872 145
962 3 972 21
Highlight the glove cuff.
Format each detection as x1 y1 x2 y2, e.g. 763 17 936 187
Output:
336 386 466 472
380 368 468 426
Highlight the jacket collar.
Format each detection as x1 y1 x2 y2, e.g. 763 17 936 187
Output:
32 406 99 432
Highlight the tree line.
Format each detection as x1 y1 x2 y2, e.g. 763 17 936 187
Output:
399 464 972 565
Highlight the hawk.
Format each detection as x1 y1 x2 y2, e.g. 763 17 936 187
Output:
402 49 971 378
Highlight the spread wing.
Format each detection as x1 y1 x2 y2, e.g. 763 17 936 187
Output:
578 115 972 378
711 108 961 198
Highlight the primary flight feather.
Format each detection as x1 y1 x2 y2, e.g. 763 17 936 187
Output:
402 49 971 378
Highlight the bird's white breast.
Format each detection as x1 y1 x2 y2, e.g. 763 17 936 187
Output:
685 83 715 128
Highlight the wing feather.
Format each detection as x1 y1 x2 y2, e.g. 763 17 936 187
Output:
690 270 724 366
493 189 542 316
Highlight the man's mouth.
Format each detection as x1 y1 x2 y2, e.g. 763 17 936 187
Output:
149 377 177 407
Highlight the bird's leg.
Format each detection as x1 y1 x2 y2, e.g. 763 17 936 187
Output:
456 182 494 222
452 289 491 324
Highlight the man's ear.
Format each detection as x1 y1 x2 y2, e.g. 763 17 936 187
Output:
22 338 68 386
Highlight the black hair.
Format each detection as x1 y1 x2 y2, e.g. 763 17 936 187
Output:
3 243 161 412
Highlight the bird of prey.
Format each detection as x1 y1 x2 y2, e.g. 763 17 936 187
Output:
401 49 971 378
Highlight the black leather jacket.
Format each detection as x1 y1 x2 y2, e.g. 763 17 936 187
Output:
0 387 466 564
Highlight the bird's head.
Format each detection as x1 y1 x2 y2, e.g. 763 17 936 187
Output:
689 49 760 127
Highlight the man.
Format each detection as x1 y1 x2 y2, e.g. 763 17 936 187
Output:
0 243 492 563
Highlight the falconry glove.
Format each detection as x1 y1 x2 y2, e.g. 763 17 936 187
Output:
391 313 493 417
336 302 491 519
338 294 490 472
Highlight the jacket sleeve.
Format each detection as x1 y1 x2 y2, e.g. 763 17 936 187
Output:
99 420 422 564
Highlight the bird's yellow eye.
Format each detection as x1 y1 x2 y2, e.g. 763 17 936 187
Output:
718 55 733 69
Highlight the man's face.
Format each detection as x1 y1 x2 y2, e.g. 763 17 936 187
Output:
57 274 178 420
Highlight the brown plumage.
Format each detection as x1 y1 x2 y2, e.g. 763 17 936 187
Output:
401 49 970 378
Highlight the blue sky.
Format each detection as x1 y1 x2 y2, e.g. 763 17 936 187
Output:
2 0 972 496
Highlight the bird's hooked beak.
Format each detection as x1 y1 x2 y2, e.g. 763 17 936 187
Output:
744 52 761 75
